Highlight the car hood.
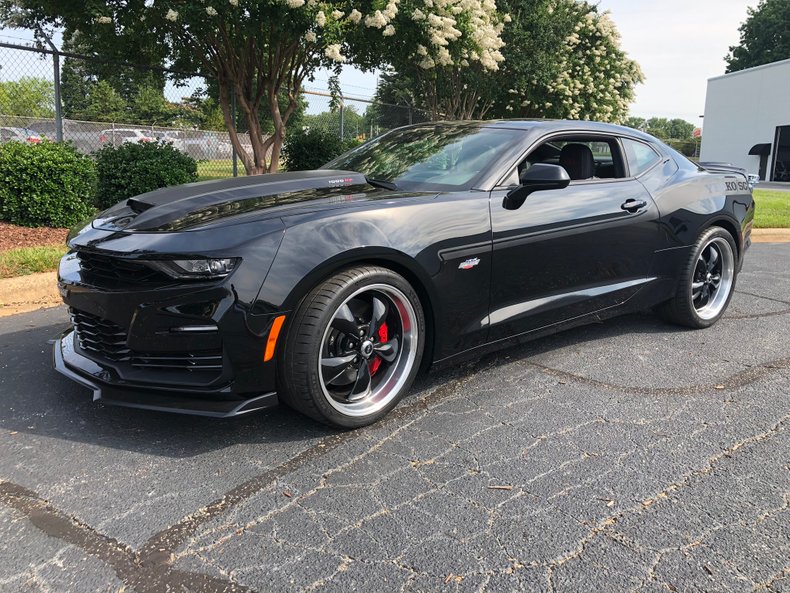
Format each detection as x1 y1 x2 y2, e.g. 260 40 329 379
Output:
92 170 433 232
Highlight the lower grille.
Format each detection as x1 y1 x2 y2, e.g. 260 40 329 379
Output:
70 308 222 372
71 308 130 361
130 352 223 371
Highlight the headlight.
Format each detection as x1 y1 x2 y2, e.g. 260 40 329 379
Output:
148 258 239 279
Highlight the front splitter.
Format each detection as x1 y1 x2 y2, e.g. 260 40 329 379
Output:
53 331 278 417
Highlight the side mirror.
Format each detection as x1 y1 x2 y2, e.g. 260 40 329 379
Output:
502 163 571 210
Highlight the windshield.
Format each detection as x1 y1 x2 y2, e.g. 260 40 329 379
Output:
324 125 524 191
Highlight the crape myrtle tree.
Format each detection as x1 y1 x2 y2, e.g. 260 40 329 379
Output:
1 0 506 174
374 0 643 122
497 0 642 121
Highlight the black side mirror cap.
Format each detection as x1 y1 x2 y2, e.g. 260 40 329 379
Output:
503 163 571 210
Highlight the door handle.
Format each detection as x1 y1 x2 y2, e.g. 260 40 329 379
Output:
621 199 647 213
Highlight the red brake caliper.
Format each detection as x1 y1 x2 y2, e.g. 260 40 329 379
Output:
369 322 388 376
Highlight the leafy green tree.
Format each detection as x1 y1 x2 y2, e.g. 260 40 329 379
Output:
131 86 172 125
726 0 790 72
667 118 694 140
624 116 647 131
0 76 54 117
2 0 505 174
303 105 365 141
82 80 126 122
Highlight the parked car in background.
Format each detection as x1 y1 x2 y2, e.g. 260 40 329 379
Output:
0 126 44 144
154 130 187 152
98 128 155 146
179 133 234 160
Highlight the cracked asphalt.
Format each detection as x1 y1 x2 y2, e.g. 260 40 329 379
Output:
1 243 788 593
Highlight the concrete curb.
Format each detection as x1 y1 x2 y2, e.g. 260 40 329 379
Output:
751 228 790 243
0 271 60 318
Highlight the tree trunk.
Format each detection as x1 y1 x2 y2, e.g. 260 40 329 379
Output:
217 79 255 174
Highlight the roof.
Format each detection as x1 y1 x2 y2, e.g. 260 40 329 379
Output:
407 118 656 142
707 57 790 82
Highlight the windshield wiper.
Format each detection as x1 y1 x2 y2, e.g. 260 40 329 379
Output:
365 176 398 191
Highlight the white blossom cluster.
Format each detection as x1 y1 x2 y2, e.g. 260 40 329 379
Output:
410 0 505 71
507 1 642 122
105 0 504 74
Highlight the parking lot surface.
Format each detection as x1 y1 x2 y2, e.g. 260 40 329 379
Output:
1 244 788 593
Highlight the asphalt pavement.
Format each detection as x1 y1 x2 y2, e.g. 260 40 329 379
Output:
1 244 788 593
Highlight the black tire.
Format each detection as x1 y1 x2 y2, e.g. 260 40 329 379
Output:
658 226 738 328
278 265 425 428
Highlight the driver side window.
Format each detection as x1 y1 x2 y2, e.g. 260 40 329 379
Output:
504 135 627 185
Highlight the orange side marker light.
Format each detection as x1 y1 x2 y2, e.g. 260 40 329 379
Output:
264 315 286 362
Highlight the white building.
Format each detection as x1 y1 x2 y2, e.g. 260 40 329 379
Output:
700 58 790 182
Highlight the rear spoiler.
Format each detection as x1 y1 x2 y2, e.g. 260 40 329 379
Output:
698 162 759 190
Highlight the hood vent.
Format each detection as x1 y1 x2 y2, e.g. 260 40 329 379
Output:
127 197 155 213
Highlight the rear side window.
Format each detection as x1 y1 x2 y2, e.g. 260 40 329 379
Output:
622 138 661 176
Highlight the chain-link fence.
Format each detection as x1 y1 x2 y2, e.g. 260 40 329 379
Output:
0 40 427 179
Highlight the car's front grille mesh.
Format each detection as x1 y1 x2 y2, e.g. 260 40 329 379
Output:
76 251 172 287
70 308 222 372
70 309 131 361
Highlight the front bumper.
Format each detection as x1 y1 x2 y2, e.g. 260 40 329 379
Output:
54 329 278 417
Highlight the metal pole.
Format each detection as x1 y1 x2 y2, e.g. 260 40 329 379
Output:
42 34 63 142
231 90 238 177
339 100 345 141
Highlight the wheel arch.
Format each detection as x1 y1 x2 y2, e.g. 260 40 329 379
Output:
703 216 742 258
281 247 439 369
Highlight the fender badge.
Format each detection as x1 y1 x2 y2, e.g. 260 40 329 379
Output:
458 257 481 270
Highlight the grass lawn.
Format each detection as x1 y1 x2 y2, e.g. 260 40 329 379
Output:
197 159 236 181
0 245 68 279
752 189 790 228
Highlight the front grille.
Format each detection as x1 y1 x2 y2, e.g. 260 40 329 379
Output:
76 251 172 287
70 308 222 372
70 308 131 361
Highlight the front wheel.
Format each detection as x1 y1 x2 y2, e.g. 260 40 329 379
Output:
659 226 738 328
278 266 425 428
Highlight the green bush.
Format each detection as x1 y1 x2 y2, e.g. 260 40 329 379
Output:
94 141 198 209
0 140 96 227
282 128 360 171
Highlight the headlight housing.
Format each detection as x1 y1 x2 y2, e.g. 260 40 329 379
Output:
148 258 239 279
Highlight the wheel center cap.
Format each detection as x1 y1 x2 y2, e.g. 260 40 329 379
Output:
706 272 712 283
360 340 374 359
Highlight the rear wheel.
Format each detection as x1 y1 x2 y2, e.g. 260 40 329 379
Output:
659 226 737 328
279 266 425 428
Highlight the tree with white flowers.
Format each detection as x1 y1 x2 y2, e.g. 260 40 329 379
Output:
374 0 643 123
2 0 506 174
503 0 643 122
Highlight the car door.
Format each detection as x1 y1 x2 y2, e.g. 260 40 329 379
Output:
487 134 661 342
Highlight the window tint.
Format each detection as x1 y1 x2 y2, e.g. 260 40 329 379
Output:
516 135 626 181
622 138 661 176
326 125 524 191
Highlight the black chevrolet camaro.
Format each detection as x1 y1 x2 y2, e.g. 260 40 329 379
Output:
55 120 755 427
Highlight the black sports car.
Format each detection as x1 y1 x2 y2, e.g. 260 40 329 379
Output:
55 120 755 427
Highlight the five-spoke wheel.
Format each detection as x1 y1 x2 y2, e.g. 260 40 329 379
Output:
279 266 425 428
659 226 738 328
691 236 735 320
318 284 419 417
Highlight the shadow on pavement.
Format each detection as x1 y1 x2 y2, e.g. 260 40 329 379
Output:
0 309 687 458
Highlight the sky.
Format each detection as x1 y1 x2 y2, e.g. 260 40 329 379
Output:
0 1 759 124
